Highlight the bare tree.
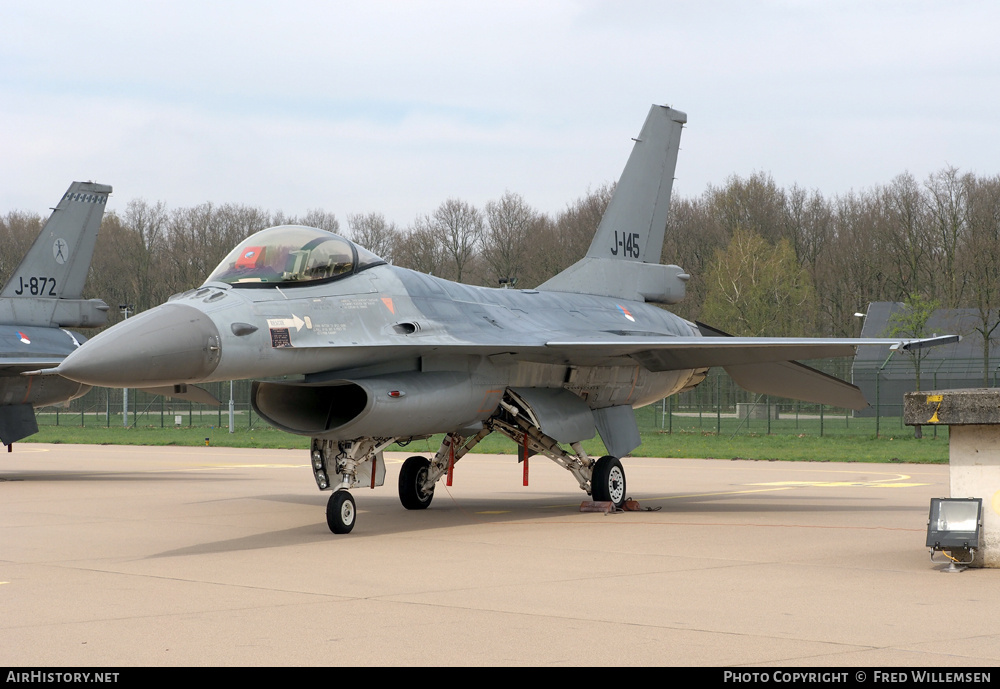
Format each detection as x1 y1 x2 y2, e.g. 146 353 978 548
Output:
121 199 169 311
925 166 970 307
525 184 615 288
0 210 41 281
663 194 727 323
395 217 447 276
294 209 340 233
346 212 399 262
212 203 272 250
481 191 538 288
879 173 935 299
429 198 483 283
961 174 1000 384
706 172 789 245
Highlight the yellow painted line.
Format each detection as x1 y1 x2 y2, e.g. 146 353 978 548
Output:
548 475 932 509
543 486 797 508
199 463 304 469
476 510 512 515
637 486 798 503
180 463 307 471
751 474 931 488
752 481 932 488
125 463 309 474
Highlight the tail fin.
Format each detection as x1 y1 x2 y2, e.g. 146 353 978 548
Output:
537 105 689 303
1 181 112 300
587 104 686 264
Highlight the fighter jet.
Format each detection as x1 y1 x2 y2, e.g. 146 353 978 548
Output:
47 106 954 533
0 181 112 445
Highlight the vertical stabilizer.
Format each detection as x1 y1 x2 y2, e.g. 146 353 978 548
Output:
537 105 689 303
1 181 112 299
587 105 686 264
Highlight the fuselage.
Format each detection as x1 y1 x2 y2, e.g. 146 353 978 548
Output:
57 262 704 421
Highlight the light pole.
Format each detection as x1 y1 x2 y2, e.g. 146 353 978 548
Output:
854 311 867 335
875 347 899 439
119 304 132 427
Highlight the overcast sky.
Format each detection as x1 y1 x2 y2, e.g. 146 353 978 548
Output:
3 1 998 227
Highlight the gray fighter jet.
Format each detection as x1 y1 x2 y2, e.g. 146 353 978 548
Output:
47 107 954 533
0 181 112 445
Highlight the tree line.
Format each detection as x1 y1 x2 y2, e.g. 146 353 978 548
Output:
2 167 999 347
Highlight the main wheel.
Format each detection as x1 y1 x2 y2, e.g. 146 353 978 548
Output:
591 456 626 509
326 490 357 534
398 455 434 510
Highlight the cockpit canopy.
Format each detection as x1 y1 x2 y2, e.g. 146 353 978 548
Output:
206 225 385 287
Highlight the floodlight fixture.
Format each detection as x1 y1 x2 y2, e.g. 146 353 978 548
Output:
926 497 982 571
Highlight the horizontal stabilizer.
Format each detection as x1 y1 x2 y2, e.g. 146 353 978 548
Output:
698 320 867 408
537 259 689 304
724 360 868 410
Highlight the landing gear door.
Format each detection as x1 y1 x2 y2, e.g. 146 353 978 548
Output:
507 388 597 444
357 451 386 489
593 405 641 458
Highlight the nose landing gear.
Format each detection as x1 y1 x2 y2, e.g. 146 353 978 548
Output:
327 490 357 534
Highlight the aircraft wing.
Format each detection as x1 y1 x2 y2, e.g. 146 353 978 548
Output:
289 334 954 379
286 336 865 372
539 334 957 410
543 336 864 371
544 325 959 371
0 358 69 374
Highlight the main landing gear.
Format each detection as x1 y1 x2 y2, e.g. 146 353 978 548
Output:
387 395 630 521
310 397 632 533
398 455 434 510
403 428 629 512
486 395 630 511
590 455 626 506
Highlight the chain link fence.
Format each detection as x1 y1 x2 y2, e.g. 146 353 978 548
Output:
36 380 266 432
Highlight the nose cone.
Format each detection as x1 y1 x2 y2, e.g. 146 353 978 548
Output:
58 303 222 387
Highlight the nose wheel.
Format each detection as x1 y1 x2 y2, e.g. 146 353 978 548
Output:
591 456 626 509
326 490 357 534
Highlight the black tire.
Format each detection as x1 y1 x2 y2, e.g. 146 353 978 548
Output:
398 455 434 510
591 456 626 509
326 490 356 534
